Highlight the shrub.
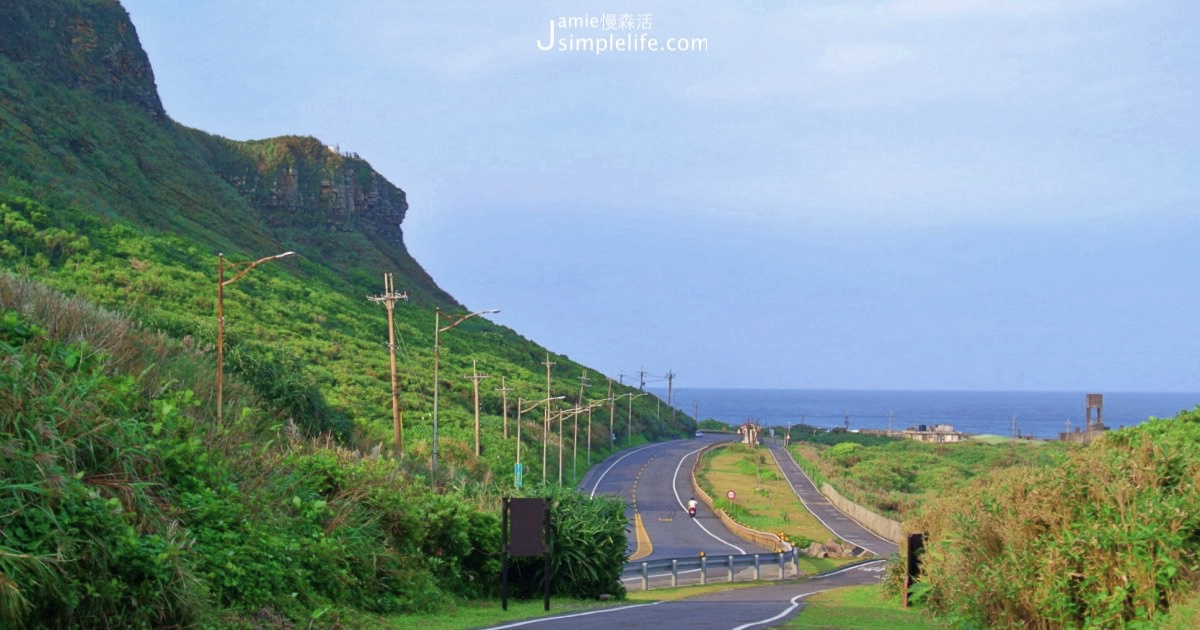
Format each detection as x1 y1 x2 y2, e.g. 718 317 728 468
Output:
909 411 1200 628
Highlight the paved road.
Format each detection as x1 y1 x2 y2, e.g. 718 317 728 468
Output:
578 435 775 560
489 560 888 630
499 437 901 629
765 440 899 558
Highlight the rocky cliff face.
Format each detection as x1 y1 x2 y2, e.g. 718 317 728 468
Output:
208 135 409 244
0 0 427 281
0 0 163 117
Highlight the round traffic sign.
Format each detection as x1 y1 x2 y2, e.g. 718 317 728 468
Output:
726 490 736 500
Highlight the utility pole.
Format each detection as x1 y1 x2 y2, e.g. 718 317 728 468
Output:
666 370 675 425
368 273 409 453
542 354 555 483
463 359 490 457
639 367 646 391
495 376 513 439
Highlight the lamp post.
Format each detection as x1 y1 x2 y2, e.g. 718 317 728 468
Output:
573 399 605 481
518 395 563 480
432 307 499 489
216 250 295 424
619 392 647 448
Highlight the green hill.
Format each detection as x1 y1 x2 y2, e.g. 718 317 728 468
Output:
0 0 687 625
0 0 692 474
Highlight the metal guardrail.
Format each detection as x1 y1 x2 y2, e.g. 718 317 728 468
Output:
621 549 801 591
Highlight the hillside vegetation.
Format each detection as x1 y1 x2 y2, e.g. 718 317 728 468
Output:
785 427 1071 518
0 0 690 625
910 413 1200 627
0 270 629 627
787 419 1200 627
0 0 693 485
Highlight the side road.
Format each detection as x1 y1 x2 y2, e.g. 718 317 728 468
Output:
765 441 900 558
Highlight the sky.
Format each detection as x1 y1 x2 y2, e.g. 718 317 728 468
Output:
120 1 1199 392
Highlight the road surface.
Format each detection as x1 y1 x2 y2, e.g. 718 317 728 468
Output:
489 435 904 629
490 561 888 629
578 434 775 559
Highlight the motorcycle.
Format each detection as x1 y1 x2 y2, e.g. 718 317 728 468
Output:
687 504 697 518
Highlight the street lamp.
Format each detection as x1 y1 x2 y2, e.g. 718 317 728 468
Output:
216 250 295 424
517 395 563 483
618 392 647 448
432 307 499 489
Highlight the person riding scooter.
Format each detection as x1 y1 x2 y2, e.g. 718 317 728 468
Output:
687 497 698 518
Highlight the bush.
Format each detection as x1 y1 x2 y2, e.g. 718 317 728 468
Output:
909 411 1200 628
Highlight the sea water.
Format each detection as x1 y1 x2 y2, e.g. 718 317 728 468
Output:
651 388 1200 440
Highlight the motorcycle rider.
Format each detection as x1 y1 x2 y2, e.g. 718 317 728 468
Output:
687 497 698 515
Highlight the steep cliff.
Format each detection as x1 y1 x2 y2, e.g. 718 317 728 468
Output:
0 0 688 445
0 0 163 116
0 0 450 306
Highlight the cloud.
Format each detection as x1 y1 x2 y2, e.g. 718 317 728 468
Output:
813 42 918 76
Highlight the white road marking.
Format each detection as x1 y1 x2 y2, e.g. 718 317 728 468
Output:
485 601 665 629
672 445 746 554
731 589 829 630
588 443 662 498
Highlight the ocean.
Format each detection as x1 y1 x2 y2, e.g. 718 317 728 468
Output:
650 388 1200 440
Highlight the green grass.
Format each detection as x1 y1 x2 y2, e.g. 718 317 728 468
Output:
782 585 951 629
785 428 1071 518
698 444 847 551
353 598 626 629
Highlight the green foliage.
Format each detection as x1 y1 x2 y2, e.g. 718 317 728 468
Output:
0 5 687 623
505 485 628 600
789 429 1070 518
910 411 1200 628
0 307 204 627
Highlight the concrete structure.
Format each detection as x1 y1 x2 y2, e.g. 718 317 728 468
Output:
902 424 967 443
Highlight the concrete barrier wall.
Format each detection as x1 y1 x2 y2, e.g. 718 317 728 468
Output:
691 443 786 552
783 444 904 544
819 482 903 544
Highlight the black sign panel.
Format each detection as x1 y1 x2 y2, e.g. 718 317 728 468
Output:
510 498 546 557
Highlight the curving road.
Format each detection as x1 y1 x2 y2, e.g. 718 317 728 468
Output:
490 560 888 630
491 435 902 629
766 441 899 558
578 434 775 559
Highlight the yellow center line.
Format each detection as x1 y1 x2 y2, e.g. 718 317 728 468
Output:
628 457 654 561
629 512 653 560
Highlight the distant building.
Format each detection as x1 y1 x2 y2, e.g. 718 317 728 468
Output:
738 421 762 447
902 423 967 443
1058 393 1109 443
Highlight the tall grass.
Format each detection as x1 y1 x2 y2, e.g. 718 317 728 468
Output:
908 412 1200 627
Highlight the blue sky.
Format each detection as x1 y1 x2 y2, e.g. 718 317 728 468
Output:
121 1 1198 391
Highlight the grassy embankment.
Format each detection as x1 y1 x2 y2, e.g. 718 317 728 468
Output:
786 419 1200 627
784 426 1072 519
696 443 869 573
